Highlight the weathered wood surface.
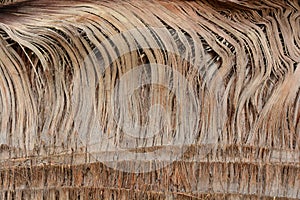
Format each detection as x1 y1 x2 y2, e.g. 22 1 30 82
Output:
0 0 299 199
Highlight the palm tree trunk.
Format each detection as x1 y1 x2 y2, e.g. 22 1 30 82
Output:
0 0 299 199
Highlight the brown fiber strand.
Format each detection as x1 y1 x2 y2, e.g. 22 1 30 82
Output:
0 0 299 199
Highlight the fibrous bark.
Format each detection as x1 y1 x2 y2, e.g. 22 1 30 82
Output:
0 0 299 199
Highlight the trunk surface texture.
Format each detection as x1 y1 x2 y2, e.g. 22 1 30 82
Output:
0 0 299 199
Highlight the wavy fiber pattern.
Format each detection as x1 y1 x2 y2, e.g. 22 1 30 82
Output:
0 0 299 199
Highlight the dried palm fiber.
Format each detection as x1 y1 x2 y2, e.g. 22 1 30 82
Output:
0 0 299 199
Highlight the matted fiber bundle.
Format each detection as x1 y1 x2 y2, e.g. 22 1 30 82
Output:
0 0 299 199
